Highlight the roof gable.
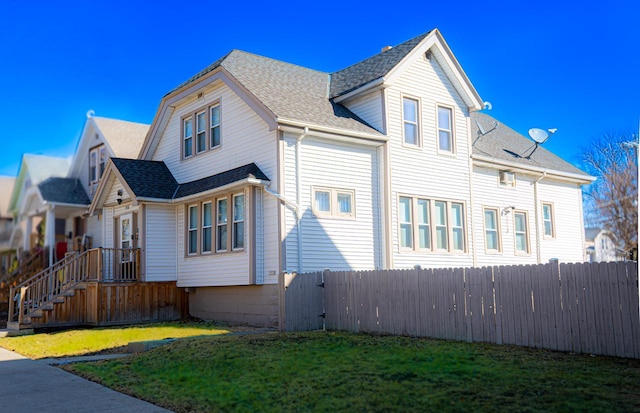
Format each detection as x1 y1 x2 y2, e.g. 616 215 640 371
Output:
0 176 16 217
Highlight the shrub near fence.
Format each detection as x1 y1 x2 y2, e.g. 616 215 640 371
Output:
281 261 640 359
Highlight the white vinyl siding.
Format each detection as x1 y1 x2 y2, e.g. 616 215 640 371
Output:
151 81 279 286
283 135 381 272
342 91 385 133
145 205 177 281
387 47 473 269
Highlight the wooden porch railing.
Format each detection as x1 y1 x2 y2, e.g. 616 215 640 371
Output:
0 247 47 286
8 247 141 325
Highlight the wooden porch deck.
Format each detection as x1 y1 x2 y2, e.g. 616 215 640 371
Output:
7 248 188 330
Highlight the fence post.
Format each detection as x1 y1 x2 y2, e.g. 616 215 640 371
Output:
278 271 287 332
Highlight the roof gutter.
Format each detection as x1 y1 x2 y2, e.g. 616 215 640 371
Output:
472 155 595 184
277 122 386 145
136 178 271 205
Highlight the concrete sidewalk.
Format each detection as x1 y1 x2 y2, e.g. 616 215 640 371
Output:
0 347 171 412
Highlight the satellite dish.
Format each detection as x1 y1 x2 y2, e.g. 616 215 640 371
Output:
528 128 550 144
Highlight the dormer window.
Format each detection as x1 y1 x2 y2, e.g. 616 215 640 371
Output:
89 145 106 196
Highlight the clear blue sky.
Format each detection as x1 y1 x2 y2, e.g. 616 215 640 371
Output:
0 1 637 177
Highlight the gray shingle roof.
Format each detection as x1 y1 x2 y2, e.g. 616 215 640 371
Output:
111 158 179 200
23 154 71 185
38 177 90 205
471 112 591 178
329 31 432 99
111 158 269 201
92 117 150 159
165 49 393 136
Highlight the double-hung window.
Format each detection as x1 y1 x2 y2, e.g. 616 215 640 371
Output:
312 187 355 219
89 145 106 195
202 202 212 253
542 203 555 238
188 205 198 255
403 97 420 146
437 106 453 153
399 196 465 253
514 211 529 254
484 207 501 252
182 102 222 159
186 191 246 256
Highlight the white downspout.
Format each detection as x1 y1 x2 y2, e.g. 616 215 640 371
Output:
534 170 548 263
295 127 309 273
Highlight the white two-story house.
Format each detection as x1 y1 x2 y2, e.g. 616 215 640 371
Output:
89 29 593 327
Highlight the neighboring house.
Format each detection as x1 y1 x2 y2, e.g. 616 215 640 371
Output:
584 228 626 262
0 176 16 273
9 114 149 264
8 154 71 259
89 29 594 327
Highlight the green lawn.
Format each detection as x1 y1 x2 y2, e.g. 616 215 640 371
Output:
66 331 640 413
0 321 230 358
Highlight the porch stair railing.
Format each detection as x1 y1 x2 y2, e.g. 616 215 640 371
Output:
7 247 140 329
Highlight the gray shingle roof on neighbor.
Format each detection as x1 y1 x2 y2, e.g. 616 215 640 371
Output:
471 112 591 178
111 158 269 201
38 178 90 205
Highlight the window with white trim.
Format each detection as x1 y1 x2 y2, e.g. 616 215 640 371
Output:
232 194 245 250
399 196 466 253
188 205 198 255
542 203 555 238
514 211 529 254
483 207 501 252
182 102 222 159
202 202 212 253
403 97 420 146
89 145 106 195
312 187 355 219
437 106 453 153
185 191 246 256
216 197 228 252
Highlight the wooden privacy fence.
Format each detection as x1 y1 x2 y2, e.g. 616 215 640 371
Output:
281 261 640 359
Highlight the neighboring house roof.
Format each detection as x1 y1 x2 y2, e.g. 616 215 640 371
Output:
584 227 603 242
329 31 432 99
38 177 91 205
92 117 150 159
471 112 593 180
110 158 269 201
23 154 71 185
0 176 16 218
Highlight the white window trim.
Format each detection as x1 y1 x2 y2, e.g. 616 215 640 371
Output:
232 193 245 251
187 204 199 256
210 103 221 149
89 145 106 196
195 110 207 154
513 210 530 255
184 189 247 257
436 104 455 155
401 95 421 148
397 195 467 254
483 207 502 254
542 202 555 239
311 187 356 220
202 201 212 254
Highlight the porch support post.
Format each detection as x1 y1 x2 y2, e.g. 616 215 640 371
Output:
23 216 32 251
45 207 56 264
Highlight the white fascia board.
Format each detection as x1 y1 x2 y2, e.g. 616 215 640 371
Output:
277 120 387 145
332 78 386 104
385 29 484 111
140 67 277 159
472 155 596 184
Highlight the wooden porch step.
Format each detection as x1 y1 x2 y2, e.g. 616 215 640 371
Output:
29 310 42 318
41 303 54 311
74 282 87 290
5 321 33 332
62 289 76 297
53 296 65 303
